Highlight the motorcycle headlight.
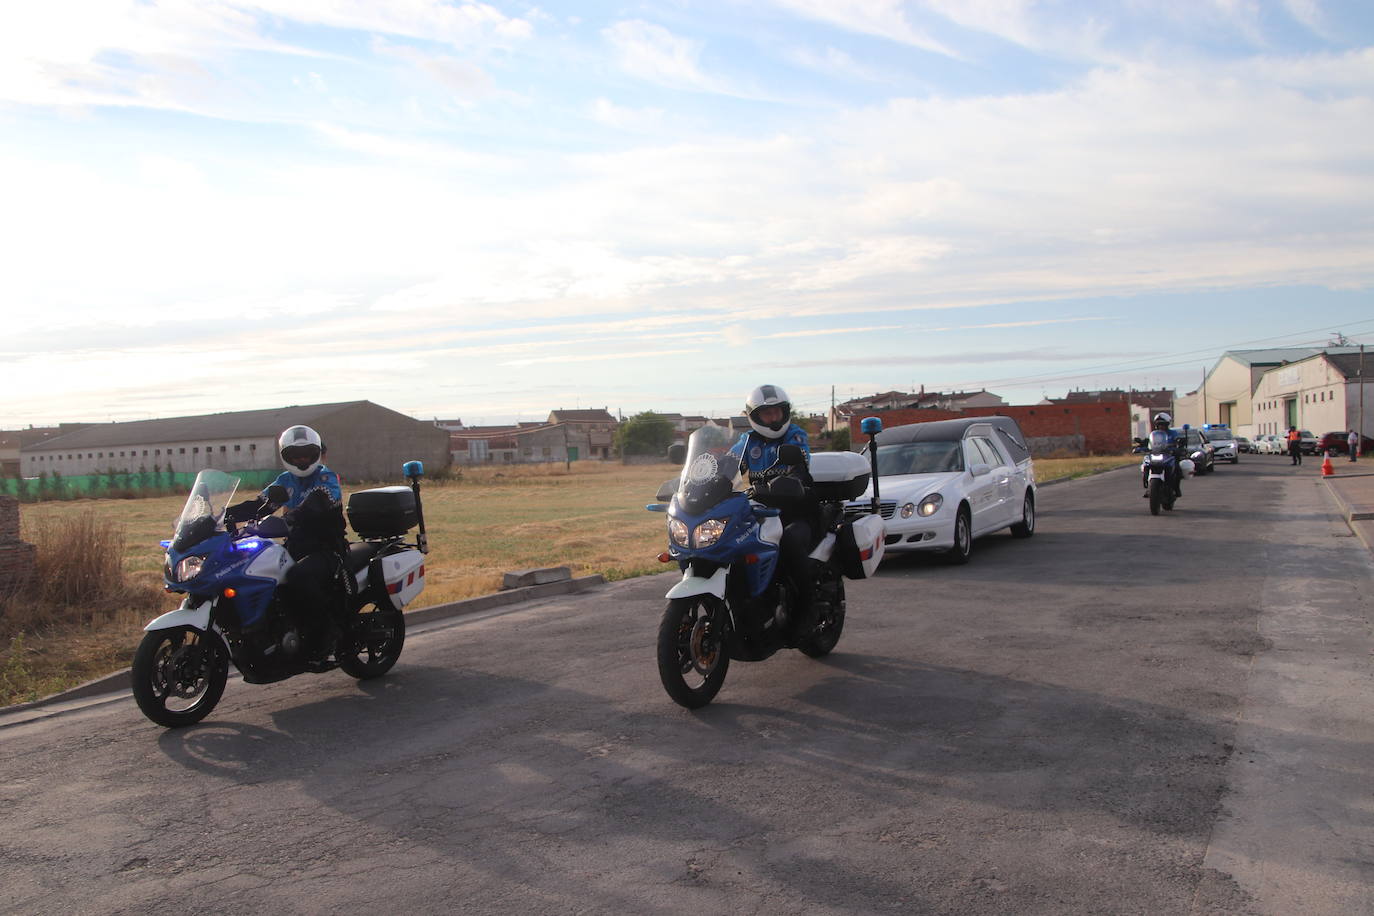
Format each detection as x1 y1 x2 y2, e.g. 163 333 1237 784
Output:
917 494 943 517
174 555 204 582
668 518 690 548
693 518 728 548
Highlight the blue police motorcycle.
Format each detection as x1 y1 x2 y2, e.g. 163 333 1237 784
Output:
647 424 884 709
1140 430 1194 516
132 464 428 727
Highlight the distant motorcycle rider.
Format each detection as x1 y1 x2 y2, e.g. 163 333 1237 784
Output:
728 385 816 633
1141 412 1184 500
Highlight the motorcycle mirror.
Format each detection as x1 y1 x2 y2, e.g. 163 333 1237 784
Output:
265 484 289 505
655 479 678 502
777 444 805 466
666 444 687 465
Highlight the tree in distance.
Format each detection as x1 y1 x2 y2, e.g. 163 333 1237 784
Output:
616 412 676 457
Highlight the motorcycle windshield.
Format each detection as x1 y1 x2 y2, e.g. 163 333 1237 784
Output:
1148 430 1171 452
677 424 745 513
171 469 241 552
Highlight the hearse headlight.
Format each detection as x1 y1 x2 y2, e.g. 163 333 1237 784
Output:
693 518 728 548
917 494 943 517
668 518 690 547
174 555 205 582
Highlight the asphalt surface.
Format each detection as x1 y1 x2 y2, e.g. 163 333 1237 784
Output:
1 459 1371 915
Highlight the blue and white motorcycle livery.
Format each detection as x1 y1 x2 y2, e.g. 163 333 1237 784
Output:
132 463 429 727
1140 430 1194 516
647 424 886 709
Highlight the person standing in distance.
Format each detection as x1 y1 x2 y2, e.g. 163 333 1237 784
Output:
1287 426 1302 466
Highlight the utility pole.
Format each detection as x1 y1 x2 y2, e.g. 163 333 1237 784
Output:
1360 343 1366 449
1201 367 1207 426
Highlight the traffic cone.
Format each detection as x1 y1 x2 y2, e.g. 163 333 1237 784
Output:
1321 451 1334 476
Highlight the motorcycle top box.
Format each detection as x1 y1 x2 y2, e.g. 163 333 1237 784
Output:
808 451 872 501
347 486 418 539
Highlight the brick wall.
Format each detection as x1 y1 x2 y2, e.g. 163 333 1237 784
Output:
0 495 36 594
850 404 1130 456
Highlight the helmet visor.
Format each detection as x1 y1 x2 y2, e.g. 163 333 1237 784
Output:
281 444 321 469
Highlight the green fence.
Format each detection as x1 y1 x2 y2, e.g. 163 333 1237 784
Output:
0 469 282 502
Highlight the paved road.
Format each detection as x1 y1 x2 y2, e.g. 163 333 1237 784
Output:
2 460 1372 915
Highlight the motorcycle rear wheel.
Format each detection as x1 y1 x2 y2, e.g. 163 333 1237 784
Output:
657 596 729 709
132 626 228 728
338 600 406 680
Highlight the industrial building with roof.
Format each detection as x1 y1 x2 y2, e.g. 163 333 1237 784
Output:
1173 347 1369 437
19 401 451 483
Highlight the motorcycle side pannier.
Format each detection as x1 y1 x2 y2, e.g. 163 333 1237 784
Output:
835 513 887 579
808 451 872 501
371 548 425 610
347 486 418 539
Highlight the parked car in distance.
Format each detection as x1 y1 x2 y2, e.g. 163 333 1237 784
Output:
1254 434 1282 455
1234 435 1252 454
844 415 1036 565
1317 431 1374 456
1201 424 1239 464
1299 430 1319 454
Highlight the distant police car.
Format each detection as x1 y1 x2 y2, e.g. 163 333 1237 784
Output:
1201 424 1239 464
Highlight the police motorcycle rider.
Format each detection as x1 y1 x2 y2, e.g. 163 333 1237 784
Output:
727 385 818 634
226 426 348 656
1141 411 1185 500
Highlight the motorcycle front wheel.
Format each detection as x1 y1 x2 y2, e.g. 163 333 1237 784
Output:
657 596 730 709
338 600 406 680
799 578 846 658
1148 479 1163 516
131 626 229 728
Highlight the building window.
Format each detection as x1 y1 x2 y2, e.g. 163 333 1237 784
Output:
234 445 241 452
193 447 199 454
179 448 186 455
220 445 227 453
250 444 256 451
155 449 161 456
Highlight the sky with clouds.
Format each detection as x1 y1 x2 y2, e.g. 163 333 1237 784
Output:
3 0 1373 427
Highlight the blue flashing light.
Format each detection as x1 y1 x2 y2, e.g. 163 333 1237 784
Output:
403 460 424 478
159 539 171 548
232 538 263 552
861 417 883 435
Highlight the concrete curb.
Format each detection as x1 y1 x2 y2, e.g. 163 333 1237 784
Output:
1320 473 1374 557
0 573 606 717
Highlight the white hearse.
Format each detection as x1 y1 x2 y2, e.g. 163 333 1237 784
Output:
845 416 1036 565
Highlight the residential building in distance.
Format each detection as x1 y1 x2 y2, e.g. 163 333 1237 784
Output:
450 409 621 465
829 388 1005 431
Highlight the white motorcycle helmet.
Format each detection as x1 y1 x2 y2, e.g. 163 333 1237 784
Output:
278 425 324 477
745 384 793 439
1151 411 1172 430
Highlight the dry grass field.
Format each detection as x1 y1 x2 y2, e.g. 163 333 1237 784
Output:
0 454 1135 705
